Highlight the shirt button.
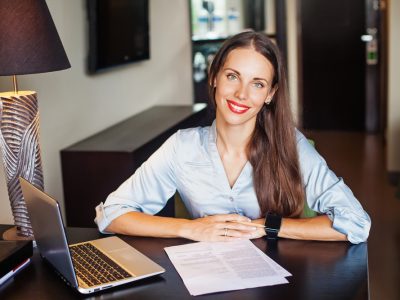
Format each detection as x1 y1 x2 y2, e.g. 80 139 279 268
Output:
229 197 234 202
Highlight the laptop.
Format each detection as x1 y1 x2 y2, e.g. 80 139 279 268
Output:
19 177 165 294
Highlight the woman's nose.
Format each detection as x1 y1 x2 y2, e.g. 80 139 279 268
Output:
234 84 248 101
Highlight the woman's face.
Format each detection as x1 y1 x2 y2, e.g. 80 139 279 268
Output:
214 47 276 129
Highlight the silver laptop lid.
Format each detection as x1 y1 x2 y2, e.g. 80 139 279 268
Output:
19 177 79 288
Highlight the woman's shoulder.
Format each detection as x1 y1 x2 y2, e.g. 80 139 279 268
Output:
168 126 211 164
294 128 309 144
294 129 313 151
175 126 210 143
294 128 326 164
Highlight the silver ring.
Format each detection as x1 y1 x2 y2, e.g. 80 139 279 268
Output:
224 228 228 237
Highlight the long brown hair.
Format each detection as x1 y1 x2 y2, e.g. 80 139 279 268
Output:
208 31 304 217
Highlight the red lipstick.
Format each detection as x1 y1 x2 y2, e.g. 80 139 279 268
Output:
226 100 250 114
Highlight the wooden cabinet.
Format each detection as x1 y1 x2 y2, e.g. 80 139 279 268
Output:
61 104 209 227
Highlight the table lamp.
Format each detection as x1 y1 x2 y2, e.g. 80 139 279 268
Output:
0 0 71 240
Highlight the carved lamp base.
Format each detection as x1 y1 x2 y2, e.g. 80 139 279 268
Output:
0 91 44 240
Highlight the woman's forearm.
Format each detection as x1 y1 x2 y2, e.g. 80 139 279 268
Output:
252 215 347 241
106 211 191 238
279 215 347 241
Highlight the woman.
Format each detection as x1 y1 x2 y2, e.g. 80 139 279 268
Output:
95 31 370 244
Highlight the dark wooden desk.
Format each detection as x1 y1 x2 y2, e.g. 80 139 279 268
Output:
0 225 368 300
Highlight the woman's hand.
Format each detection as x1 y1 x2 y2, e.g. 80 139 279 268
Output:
179 214 262 242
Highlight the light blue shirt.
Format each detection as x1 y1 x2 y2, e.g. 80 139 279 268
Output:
95 121 371 244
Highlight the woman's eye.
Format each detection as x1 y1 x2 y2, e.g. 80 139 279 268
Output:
227 73 238 81
254 82 264 88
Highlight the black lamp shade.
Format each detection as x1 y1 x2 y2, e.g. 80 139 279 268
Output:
0 0 71 76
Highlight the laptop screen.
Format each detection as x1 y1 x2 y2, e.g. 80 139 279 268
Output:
20 177 79 288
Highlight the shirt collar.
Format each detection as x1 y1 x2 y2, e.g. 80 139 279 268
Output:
209 119 217 145
207 120 224 174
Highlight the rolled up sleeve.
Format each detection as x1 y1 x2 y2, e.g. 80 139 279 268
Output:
95 203 136 234
331 204 371 244
297 132 371 244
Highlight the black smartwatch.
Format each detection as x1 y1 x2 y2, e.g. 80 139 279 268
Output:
264 213 282 240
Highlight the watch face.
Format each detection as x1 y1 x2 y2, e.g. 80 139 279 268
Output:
265 214 282 239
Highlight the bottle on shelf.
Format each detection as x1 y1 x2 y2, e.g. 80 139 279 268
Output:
213 9 226 37
196 8 209 37
227 7 240 36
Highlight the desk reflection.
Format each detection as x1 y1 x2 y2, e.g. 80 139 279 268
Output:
255 239 368 300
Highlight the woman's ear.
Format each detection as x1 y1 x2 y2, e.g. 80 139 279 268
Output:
208 78 216 88
268 86 278 101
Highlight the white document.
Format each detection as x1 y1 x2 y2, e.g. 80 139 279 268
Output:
164 240 291 296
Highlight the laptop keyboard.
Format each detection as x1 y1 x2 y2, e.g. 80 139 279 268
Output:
69 243 132 287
